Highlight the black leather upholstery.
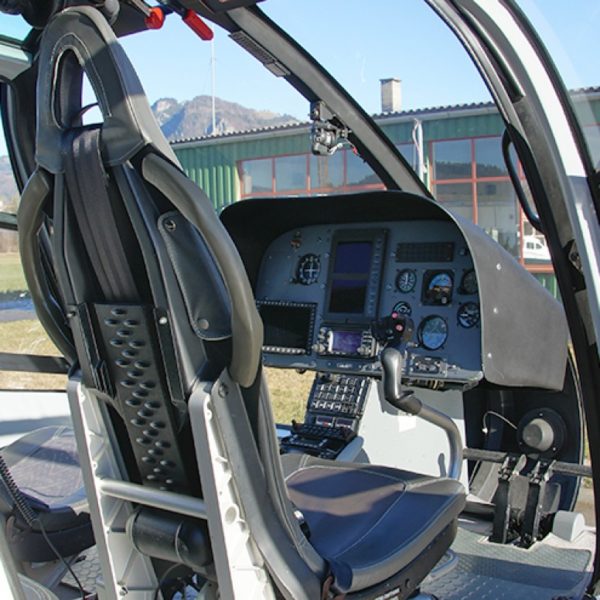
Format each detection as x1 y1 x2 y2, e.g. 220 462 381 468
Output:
282 454 465 593
1 426 93 561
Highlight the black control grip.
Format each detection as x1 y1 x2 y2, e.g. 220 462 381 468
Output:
381 347 422 415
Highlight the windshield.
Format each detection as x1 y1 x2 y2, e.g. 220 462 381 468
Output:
515 0 600 171
260 0 574 272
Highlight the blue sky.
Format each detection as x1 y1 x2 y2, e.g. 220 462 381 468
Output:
119 0 600 120
0 1 598 127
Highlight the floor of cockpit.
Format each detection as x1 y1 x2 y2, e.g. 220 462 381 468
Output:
60 545 101 597
55 518 596 599
422 520 594 600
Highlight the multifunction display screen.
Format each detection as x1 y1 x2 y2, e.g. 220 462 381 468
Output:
328 241 373 314
257 302 315 354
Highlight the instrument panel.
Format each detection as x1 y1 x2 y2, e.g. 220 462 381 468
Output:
255 220 483 386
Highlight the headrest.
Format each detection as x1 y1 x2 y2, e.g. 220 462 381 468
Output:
36 5 178 173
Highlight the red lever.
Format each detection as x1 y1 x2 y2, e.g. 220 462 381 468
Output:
145 7 165 30
183 9 214 40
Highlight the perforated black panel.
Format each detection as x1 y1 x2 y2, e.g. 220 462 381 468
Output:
94 304 188 493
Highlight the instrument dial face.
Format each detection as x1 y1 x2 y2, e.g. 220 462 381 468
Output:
457 302 480 328
396 269 417 293
392 301 412 317
460 269 478 295
418 316 448 350
423 271 453 305
296 253 321 285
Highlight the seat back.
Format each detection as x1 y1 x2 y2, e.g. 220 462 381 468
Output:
19 6 263 497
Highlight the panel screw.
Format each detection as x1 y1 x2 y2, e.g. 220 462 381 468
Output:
164 219 177 232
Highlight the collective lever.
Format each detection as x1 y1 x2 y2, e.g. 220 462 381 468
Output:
381 347 464 480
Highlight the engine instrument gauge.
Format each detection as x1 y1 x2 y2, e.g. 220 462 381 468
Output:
422 270 453 305
460 269 478 295
392 301 412 317
396 269 417 293
296 253 321 285
418 316 448 350
457 302 480 328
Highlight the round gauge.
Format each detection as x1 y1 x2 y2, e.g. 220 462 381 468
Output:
296 253 321 285
423 271 453 305
457 302 480 328
395 269 417 293
418 316 448 350
460 269 478 295
392 301 412 317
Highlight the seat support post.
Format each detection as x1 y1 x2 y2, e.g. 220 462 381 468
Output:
68 376 160 599
188 383 275 600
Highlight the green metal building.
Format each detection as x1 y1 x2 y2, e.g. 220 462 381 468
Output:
172 87 600 296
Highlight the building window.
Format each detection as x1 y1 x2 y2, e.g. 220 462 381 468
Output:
474 136 508 178
346 151 379 187
274 155 308 192
583 123 600 169
477 181 519 257
239 148 382 198
433 182 473 221
241 157 273 195
428 135 550 268
310 153 344 190
432 139 471 180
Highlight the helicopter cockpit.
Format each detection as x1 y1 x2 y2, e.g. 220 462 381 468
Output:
0 2 597 600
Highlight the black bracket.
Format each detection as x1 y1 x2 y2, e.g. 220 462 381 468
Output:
519 459 555 548
490 453 527 544
309 101 350 156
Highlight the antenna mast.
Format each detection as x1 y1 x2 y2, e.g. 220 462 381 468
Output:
211 38 216 134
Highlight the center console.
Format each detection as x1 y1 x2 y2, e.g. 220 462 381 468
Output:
280 373 371 459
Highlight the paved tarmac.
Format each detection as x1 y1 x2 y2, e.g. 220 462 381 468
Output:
0 298 34 322
0 390 71 447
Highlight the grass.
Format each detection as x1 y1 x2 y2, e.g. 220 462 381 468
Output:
264 367 313 424
0 315 310 422
0 253 26 293
0 319 66 390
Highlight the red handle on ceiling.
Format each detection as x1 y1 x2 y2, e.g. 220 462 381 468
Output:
145 7 166 30
183 9 214 41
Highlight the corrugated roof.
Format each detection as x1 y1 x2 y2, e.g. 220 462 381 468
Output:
170 86 600 147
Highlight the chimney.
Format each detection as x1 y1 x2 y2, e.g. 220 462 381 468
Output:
380 78 402 113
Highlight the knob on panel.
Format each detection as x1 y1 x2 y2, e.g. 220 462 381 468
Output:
517 408 567 457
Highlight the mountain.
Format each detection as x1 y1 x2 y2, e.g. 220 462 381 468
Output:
152 95 300 140
0 97 299 208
